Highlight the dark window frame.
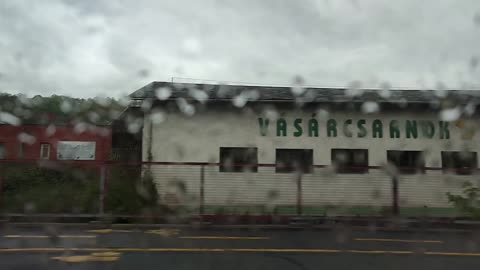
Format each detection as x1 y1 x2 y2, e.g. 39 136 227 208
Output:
331 148 369 174
387 150 425 174
441 151 477 175
40 143 51 160
275 149 313 173
219 147 258 172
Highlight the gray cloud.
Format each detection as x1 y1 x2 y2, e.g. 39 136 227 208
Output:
0 0 479 97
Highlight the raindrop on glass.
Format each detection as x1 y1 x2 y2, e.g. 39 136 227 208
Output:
361 101 379 114
60 100 72 113
17 132 36 145
291 75 306 96
188 88 209 103
46 124 56 136
150 110 166 124
0 112 21 126
155 87 172 100
439 107 461 121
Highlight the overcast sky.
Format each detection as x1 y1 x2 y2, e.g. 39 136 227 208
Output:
0 0 480 97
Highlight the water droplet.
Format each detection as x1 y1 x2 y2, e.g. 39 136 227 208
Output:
361 101 379 114
0 112 21 126
94 96 111 107
141 99 153 112
74 122 88 134
17 132 36 145
127 118 143 133
155 87 172 100
150 110 166 124
317 108 330 119
46 124 56 136
88 112 100 123
379 82 392 98
291 75 306 96
176 98 195 116
439 107 461 121
188 88 209 103
60 100 72 113
233 95 247 107
345 80 364 97
263 107 279 120
464 103 476 116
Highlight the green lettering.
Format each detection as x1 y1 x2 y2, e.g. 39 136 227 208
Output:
439 121 450 139
293 118 303 137
308 118 318 137
389 120 400 138
258 118 269 136
372 119 383 138
357 119 367 138
406 120 417 139
343 119 353 137
327 119 337 137
420 120 435 139
276 118 287 136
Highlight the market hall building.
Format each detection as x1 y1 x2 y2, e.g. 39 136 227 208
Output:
119 81 480 216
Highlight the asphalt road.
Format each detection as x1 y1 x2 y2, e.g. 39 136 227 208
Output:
1 224 480 269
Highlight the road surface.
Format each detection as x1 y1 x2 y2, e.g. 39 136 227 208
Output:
0 224 479 269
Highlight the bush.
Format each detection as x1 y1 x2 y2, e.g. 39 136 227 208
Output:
1 164 99 213
447 181 480 219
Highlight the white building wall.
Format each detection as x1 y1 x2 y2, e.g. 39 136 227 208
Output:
143 108 480 211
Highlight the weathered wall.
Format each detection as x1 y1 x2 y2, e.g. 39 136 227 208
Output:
143 107 480 210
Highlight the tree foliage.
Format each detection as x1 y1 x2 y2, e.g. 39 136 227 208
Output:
447 181 480 219
0 93 125 125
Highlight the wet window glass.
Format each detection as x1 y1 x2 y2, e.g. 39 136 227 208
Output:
441 151 477 175
387 150 425 174
219 147 258 172
275 149 313 173
331 148 369 174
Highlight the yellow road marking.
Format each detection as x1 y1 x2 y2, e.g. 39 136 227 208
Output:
425 251 480 256
51 255 119 263
51 251 121 263
145 229 180 236
0 247 479 256
87 229 132 233
4 235 96 239
348 250 413 254
354 238 443 244
180 236 269 240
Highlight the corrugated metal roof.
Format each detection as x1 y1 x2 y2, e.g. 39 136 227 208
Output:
129 81 480 105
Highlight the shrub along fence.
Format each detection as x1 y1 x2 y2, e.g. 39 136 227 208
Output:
0 160 477 219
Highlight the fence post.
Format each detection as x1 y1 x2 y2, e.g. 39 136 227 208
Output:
392 176 399 216
200 165 205 215
99 165 106 216
296 173 303 216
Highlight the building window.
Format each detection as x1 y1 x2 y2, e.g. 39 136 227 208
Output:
276 149 313 173
441 151 477 175
0 143 5 159
40 143 51 160
331 149 369 174
219 147 258 172
387 150 425 174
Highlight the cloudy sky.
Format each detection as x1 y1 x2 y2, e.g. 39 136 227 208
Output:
0 0 479 97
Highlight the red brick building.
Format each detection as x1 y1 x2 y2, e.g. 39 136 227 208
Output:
0 124 111 161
